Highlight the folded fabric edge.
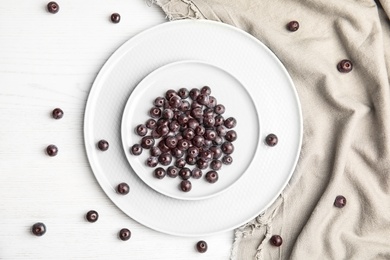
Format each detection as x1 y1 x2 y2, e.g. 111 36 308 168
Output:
153 0 206 20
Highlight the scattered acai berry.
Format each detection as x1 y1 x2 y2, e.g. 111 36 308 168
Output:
334 195 347 208
196 240 208 253
86 210 99 223
47 1 59 14
46 144 58 156
265 134 278 147
97 140 109 151
116 182 130 195
270 235 283 247
286 21 299 32
111 13 121 23
118 228 131 241
337 59 353 73
32 222 46 236
52 108 64 119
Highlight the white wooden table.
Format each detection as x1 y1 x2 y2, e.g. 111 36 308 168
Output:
0 1 233 259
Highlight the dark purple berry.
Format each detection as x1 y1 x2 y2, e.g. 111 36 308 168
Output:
216 125 227 137
200 86 211 95
195 126 206 136
97 140 109 151
196 94 209 106
189 88 200 100
171 147 184 158
86 210 99 223
224 117 236 129
46 144 58 156
140 136 155 149
111 13 121 23
52 108 63 119
178 88 189 98
186 156 197 165
165 89 177 100
167 166 179 178
32 222 46 236
210 146 223 159
210 160 222 170
154 167 166 179
130 144 143 155
192 168 203 179
207 96 217 108
265 134 278 147
222 155 233 165
334 195 347 208
225 130 237 142
135 124 147 136
119 228 131 241
146 156 158 167
196 240 208 253
214 104 225 114
145 118 157 129
214 115 224 126
183 128 195 140
169 96 181 109
165 136 178 149
192 135 205 148
117 182 130 195
221 142 234 154
149 107 161 118
337 59 353 73
180 100 190 111
47 2 59 14
205 171 218 183
169 120 180 133
158 139 171 153
187 118 199 129
154 97 165 107
180 180 192 192
204 129 217 140
175 158 186 168
199 150 213 161
177 139 190 151
179 167 192 180
158 153 172 166
197 158 209 170
286 21 299 32
187 146 199 158
270 235 283 247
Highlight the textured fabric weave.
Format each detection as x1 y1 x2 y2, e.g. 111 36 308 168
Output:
155 0 390 259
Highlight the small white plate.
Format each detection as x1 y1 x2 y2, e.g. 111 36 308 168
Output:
84 20 302 237
121 60 259 200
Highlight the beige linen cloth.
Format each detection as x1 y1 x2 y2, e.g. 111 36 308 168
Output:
153 0 390 259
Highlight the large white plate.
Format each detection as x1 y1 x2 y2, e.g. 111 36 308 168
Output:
121 60 259 200
84 20 302 237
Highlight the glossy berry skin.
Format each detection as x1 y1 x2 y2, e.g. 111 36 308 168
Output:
86 210 99 223
270 235 283 247
180 180 192 192
149 107 161 118
221 142 234 155
145 119 157 129
146 157 158 167
265 134 278 147
154 97 165 107
178 88 189 99
214 104 225 114
337 59 353 73
175 158 186 168
179 168 192 180
130 144 143 156
222 155 233 165
111 13 121 23
158 153 172 166
117 182 130 195
167 166 179 178
205 171 218 183
224 117 237 129
119 228 131 241
52 108 63 119
225 130 237 142
97 140 109 151
46 144 58 156
47 2 59 13
140 136 155 149
135 124 147 136
286 21 299 32
154 167 166 179
189 88 200 100
334 195 347 208
32 222 46 236
196 240 208 253
210 160 222 170
192 168 203 179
